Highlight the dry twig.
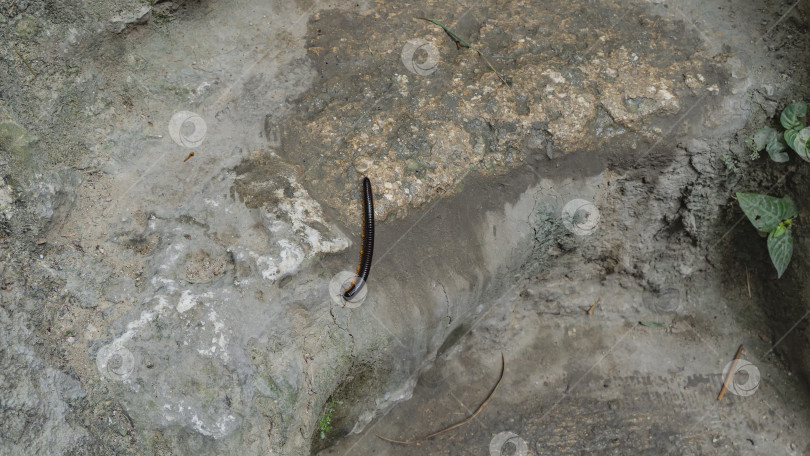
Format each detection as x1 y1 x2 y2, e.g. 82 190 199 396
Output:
745 266 751 298
717 344 744 401
376 351 506 445
415 17 510 85
15 46 37 78
587 297 601 315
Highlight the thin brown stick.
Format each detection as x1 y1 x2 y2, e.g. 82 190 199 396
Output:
745 267 751 298
15 47 37 78
587 297 601 316
184 151 195 162
415 17 510 86
717 344 744 401
376 351 506 445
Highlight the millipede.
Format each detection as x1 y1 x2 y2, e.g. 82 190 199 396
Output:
344 177 375 300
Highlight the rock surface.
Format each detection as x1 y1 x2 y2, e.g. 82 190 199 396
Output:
0 0 809 455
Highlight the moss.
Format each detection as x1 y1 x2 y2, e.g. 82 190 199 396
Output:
14 15 40 38
0 113 40 171
309 358 392 452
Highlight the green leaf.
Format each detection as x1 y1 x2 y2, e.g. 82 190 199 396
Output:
785 128 799 151
767 226 794 278
773 222 786 238
752 126 777 151
793 127 810 161
766 134 789 162
780 102 807 131
736 193 798 232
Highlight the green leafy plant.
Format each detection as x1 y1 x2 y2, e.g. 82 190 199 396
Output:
720 154 739 174
317 400 341 440
750 101 810 162
736 193 798 278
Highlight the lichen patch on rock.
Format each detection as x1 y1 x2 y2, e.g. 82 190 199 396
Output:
278 1 722 224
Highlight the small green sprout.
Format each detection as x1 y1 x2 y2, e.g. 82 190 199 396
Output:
721 154 739 174
317 400 342 440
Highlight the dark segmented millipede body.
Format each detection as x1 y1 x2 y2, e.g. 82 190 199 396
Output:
344 177 374 299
